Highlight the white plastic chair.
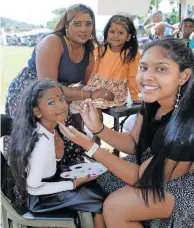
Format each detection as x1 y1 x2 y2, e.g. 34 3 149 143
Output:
1 181 94 228
1 114 94 228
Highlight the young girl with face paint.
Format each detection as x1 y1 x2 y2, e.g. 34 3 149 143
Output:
8 80 103 215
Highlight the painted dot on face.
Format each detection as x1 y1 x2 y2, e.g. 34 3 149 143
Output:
68 13 93 44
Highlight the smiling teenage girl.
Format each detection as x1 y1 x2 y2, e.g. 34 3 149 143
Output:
59 38 194 228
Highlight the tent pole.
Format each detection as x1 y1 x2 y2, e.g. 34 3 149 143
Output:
179 3 182 22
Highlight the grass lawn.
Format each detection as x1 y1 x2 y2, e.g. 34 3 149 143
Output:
1 46 33 112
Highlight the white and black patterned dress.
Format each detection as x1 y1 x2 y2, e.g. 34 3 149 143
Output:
91 102 194 227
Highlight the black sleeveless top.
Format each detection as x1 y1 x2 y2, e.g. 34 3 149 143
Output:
28 34 90 86
137 102 194 162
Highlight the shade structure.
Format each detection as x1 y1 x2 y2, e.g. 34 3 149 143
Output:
180 0 194 5
97 0 151 16
168 0 194 6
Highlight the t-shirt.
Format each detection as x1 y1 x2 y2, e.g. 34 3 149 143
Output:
138 102 194 162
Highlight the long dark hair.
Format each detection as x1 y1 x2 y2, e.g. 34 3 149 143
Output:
54 4 99 52
8 80 63 204
98 14 138 64
136 38 194 205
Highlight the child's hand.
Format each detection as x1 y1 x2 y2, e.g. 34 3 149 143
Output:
92 88 114 101
54 132 64 159
74 175 97 188
58 122 93 151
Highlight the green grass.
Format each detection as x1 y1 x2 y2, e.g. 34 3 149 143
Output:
1 46 33 112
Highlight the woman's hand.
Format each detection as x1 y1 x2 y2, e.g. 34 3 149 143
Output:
75 175 97 188
57 122 93 151
54 132 64 159
92 88 114 101
80 100 104 133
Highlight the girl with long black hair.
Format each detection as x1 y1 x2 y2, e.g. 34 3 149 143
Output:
59 38 194 227
8 80 103 216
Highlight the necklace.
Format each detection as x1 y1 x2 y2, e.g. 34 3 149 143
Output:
68 40 84 63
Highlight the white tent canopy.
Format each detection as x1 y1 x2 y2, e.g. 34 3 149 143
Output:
179 0 194 6
186 0 194 5
97 0 194 21
97 0 151 16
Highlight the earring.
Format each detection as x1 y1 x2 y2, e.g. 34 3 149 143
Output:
66 29 68 37
127 35 133 42
174 85 181 109
90 35 93 40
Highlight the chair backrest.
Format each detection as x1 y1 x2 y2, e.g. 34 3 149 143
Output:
1 152 16 202
1 114 27 214
1 114 12 137
1 114 16 202
1 190 21 218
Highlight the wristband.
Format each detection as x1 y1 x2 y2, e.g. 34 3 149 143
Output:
93 124 104 135
85 142 99 158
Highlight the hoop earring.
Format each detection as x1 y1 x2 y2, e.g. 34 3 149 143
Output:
127 37 131 42
36 114 42 119
174 85 181 109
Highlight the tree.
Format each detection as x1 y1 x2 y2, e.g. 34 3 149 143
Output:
12 25 20 32
52 8 66 16
169 8 179 24
46 8 66 29
150 0 162 11
0 17 36 32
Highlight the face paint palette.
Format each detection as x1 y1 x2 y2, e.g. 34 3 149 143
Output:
60 163 107 179
60 169 89 179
